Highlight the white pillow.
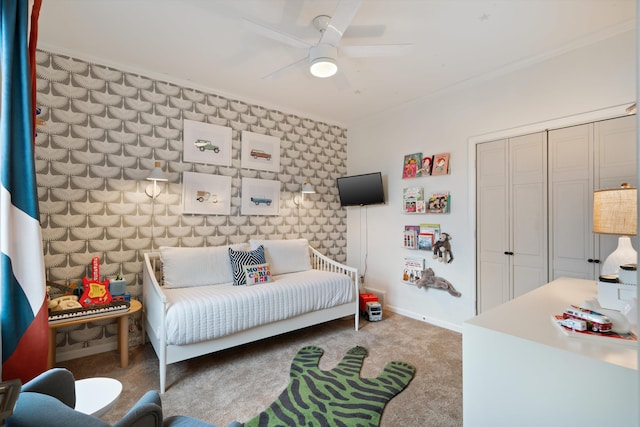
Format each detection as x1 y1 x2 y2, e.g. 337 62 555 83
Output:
160 244 248 288
249 239 311 275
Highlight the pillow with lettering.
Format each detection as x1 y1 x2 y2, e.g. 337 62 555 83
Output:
243 263 272 286
229 245 266 286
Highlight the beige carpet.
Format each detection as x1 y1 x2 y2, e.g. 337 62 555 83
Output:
60 310 462 426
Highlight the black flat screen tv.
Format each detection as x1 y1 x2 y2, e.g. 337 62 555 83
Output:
336 172 385 207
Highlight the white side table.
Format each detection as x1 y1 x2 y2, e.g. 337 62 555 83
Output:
74 377 123 418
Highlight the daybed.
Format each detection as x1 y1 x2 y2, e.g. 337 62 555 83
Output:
142 239 359 393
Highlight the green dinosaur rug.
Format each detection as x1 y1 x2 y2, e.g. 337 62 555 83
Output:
242 346 415 427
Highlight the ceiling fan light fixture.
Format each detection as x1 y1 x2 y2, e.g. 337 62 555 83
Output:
309 44 338 78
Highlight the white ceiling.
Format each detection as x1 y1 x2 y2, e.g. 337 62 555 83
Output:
37 0 635 126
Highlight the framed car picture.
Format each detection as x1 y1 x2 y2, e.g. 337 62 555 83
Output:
182 171 232 215
241 130 281 172
183 119 232 166
241 178 280 216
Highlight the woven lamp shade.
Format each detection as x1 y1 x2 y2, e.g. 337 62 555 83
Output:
593 186 637 236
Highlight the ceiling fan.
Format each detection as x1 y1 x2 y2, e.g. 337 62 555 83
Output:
243 0 411 80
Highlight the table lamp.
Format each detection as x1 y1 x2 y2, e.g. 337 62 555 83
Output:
593 183 637 276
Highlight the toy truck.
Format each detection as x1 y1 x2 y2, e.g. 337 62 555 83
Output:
359 293 382 322
563 305 612 333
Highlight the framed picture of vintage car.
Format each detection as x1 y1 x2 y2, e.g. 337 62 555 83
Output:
183 119 232 166
182 171 231 215
241 130 281 172
241 178 280 216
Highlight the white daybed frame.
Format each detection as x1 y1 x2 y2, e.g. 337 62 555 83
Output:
142 248 359 393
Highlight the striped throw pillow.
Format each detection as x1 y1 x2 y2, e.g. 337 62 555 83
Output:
228 245 266 286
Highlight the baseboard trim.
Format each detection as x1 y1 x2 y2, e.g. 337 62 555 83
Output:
386 305 462 333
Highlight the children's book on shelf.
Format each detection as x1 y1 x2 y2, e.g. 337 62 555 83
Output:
403 153 422 179
418 223 440 251
431 153 450 176
403 187 424 213
551 314 638 347
427 191 450 213
419 155 433 176
404 225 420 249
402 257 425 285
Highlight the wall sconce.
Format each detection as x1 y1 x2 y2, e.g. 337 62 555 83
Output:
593 183 637 276
293 178 316 205
145 161 168 199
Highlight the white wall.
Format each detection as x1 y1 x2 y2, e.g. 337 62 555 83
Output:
348 30 636 332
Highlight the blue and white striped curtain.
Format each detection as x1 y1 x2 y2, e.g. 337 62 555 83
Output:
0 0 47 382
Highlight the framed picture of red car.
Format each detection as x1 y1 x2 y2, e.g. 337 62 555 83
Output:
241 130 281 172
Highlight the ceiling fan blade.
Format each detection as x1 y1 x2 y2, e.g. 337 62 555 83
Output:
262 56 308 80
321 0 363 46
333 70 351 91
344 24 387 39
340 44 412 58
243 18 311 50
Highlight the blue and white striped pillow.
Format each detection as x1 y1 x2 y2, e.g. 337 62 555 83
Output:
228 245 266 286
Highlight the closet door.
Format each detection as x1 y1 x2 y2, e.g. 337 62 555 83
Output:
510 132 548 298
477 140 509 312
549 123 595 279
549 115 636 281
595 115 637 267
476 132 547 313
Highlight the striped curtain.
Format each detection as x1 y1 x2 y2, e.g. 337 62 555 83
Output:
0 0 47 382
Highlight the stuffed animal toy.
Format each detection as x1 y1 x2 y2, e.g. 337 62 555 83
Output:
433 232 454 263
415 268 461 297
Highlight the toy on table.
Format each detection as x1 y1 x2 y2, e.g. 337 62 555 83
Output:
79 257 112 307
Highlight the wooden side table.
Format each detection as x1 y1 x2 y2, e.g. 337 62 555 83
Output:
48 299 142 369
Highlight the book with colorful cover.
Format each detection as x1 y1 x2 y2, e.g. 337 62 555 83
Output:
404 225 420 249
551 314 638 347
402 257 425 285
403 187 424 213
403 153 422 179
418 223 440 251
431 152 450 176
427 191 450 213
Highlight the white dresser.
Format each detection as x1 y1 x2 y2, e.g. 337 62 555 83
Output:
463 277 638 426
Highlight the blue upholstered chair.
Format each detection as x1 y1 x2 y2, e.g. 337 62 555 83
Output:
5 368 239 427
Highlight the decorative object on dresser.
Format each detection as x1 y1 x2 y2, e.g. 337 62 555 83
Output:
593 183 637 276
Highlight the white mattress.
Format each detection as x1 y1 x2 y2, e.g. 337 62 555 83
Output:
162 269 355 345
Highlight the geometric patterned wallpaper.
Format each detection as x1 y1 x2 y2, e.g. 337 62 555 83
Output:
35 50 348 360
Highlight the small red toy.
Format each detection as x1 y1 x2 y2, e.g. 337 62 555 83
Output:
79 257 112 307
